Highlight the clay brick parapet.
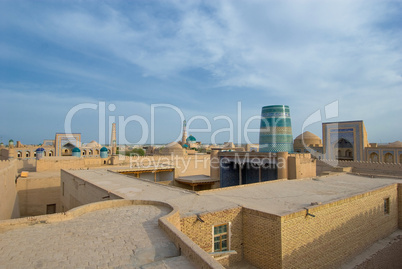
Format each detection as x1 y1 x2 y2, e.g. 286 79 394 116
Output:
159 209 224 269
281 184 399 269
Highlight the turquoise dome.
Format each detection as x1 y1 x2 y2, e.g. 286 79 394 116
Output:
9 139 14 143
186 135 196 142
72 147 81 153
100 147 108 152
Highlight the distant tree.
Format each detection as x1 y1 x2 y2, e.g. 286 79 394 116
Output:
125 148 145 156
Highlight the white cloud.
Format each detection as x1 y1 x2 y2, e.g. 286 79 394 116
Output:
1 0 401 143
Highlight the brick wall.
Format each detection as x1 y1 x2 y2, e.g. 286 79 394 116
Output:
243 208 282 269
180 207 243 267
317 159 402 177
0 160 20 220
281 184 399 269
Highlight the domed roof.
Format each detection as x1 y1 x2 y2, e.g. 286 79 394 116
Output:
166 142 182 149
86 140 101 147
72 147 81 152
100 147 108 152
186 135 196 142
182 144 189 148
9 139 14 143
36 148 45 152
295 131 321 140
387 141 402 147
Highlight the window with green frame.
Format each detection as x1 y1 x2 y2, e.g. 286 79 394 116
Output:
213 223 229 252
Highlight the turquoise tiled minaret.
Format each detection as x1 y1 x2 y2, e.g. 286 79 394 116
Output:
259 105 294 153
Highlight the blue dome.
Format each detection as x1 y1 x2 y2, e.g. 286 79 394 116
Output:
182 144 189 148
36 148 45 152
100 147 108 152
72 147 81 153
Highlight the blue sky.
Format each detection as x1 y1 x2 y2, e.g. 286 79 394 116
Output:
1 0 401 145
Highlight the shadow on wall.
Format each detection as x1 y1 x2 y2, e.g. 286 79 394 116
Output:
11 193 20 219
17 187 61 217
17 159 36 172
281 200 399 269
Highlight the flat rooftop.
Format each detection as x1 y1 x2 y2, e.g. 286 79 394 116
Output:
65 169 402 216
0 204 196 268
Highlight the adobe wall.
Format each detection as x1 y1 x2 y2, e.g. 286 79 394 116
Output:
180 207 243 267
281 184 399 269
288 153 316 179
36 157 112 172
243 208 282 269
16 174 61 217
317 159 402 177
37 155 211 178
0 160 20 220
129 154 211 178
60 170 122 211
399 184 402 229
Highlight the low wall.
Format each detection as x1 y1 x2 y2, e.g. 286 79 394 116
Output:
281 184 399 269
317 159 402 177
288 153 316 179
180 207 243 267
36 157 111 172
60 170 122 211
159 206 224 269
37 155 211 178
0 160 20 220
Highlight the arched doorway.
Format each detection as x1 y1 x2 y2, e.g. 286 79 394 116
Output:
369 152 379 162
25 151 30 158
384 153 394 163
334 138 353 160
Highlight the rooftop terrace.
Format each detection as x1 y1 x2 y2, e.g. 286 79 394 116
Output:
66 168 402 216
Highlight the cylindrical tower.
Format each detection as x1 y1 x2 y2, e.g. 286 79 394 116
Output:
259 105 293 153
